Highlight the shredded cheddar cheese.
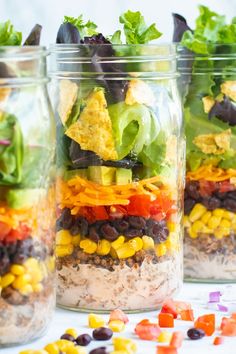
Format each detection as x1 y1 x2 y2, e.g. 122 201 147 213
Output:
187 165 236 182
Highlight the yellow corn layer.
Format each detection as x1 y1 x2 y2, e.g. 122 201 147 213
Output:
56 224 180 260
185 205 236 239
0 256 54 295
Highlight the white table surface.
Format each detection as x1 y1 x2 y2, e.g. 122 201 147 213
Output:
3 283 236 354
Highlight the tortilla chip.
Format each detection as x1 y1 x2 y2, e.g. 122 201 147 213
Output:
125 79 155 106
65 90 118 161
221 81 236 102
58 80 78 125
193 129 231 155
202 96 215 114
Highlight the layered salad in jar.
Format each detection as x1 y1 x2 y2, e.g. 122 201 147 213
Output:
173 6 236 281
54 11 183 311
0 23 55 345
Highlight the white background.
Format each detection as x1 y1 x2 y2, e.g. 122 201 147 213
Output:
0 0 235 45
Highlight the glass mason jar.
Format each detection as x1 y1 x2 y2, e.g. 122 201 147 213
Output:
50 44 184 312
0 47 55 346
179 44 236 282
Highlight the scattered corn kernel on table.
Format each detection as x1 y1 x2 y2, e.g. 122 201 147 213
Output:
5 283 236 354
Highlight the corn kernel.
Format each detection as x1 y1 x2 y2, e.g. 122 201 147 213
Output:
110 248 118 258
20 351 48 354
111 236 125 250
55 339 74 351
110 352 128 354
189 203 207 222
165 233 179 251
65 328 78 338
191 220 205 233
71 235 81 246
208 215 221 229
80 239 97 254
20 284 33 295
212 208 225 217
116 244 136 259
214 229 225 239
109 320 125 332
220 218 231 229
10 264 25 275
44 342 60 354
56 230 72 245
47 256 55 272
66 347 86 354
56 244 74 258
32 283 44 293
113 337 137 353
188 228 198 239
1 273 15 288
88 313 105 328
183 216 191 228
128 237 143 252
167 222 176 232
156 244 167 257
24 257 39 270
158 331 172 343
232 223 236 231
142 236 155 250
97 239 111 256
13 274 32 290
223 210 235 220
201 211 212 224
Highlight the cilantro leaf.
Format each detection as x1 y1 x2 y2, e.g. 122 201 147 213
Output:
64 15 98 39
0 20 22 45
119 10 162 44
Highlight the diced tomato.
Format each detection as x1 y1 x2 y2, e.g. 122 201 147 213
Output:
158 313 174 328
221 320 236 336
135 319 161 340
0 222 11 241
170 331 184 348
109 309 129 324
92 206 109 220
218 181 235 193
213 336 224 345
174 301 192 313
127 195 151 217
195 314 215 336
160 299 178 319
109 205 127 219
5 229 23 243
231 313 236 320
180 309 194 321
156 345 178 354
199 180 217 197
220 317 229 330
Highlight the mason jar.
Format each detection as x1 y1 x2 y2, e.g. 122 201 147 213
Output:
179 44 236 282
0 47 55 346
50 44 184 311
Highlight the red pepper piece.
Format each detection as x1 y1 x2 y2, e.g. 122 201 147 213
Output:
195 314 215 336
135 319 161 340
221 319 236 336
180 309 194 321
170 331 184 348
213 336 224 345
127 195 151 217
160 299 178 319
158 313 174 328
92 206 109 220
109 309 129 324
231 313 236 320
156 345 178 354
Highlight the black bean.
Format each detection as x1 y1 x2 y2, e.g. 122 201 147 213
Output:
124 228 142 238
71 217 89 236
92 327 113 341
184 198 196 215
202 197 221 210
88 226 100 243
60 208 74 229
11 253 27 265
226 191 236 201
187 328 205 340
222 198 236 212
0 253 10 276
114 219 129 232
89 347 109 354
100 224 118 241
185 181 200 200
128 216 146 229
76 333 92 346
60 333 75 342
145 219 169 242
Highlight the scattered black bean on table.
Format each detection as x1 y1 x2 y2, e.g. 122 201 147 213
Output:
75 333 92 346
187 328 205 340
89 347 109 354
92 327 113 341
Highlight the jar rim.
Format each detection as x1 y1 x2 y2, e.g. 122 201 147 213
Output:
0 46 47 60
